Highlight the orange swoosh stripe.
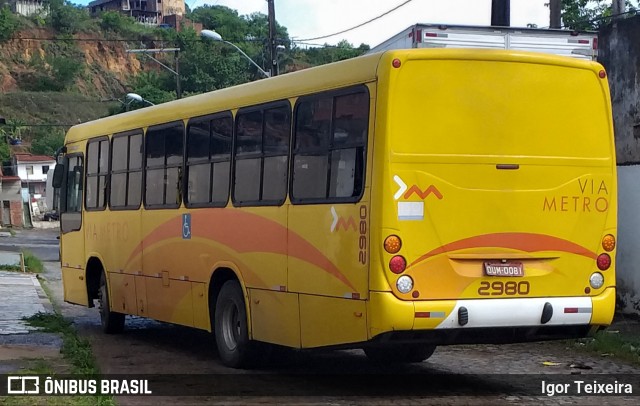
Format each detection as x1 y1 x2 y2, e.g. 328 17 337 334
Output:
125 210 356 291
408 232 597 269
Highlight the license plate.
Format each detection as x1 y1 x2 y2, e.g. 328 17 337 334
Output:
483 261 524 277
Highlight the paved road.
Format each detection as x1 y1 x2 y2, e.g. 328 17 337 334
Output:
0 227 59 262
8 228 640 404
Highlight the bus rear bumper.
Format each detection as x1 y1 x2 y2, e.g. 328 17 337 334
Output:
368 287 615 344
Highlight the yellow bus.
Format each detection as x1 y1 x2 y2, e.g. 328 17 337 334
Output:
53 48 617 368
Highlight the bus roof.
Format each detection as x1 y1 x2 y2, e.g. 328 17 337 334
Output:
65 48 603 144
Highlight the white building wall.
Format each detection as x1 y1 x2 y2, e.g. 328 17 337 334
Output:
12 1 49 17
16 162 56 183
616 165 640 314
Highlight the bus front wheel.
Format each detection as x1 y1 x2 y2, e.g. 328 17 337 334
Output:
364 344 436 364
214 280 256 368
98 272 125 334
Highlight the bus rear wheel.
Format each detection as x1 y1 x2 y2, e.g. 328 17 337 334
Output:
214 280 256 368
98 272 125 334
364 344 436 364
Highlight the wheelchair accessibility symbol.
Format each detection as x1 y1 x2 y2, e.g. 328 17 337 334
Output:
182 213 191 239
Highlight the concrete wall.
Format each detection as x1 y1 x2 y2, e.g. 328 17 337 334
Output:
616 166 640 313
11 0 49 17
0 180 24 227
599 16 640 164
599 16 640 314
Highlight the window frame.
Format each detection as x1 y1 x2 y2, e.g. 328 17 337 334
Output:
143 121 185 210
185 111 233 209
109 129 144 211
60 153 84 234
231 100 292 208
289 85 370 205
85 136 110 212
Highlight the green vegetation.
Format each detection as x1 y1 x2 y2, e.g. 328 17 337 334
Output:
23 250 44 273
0 1 369 151
0 251 44 272
0 312 116 405
0 5 21 42
574 329 640 365
47 0 96 35
562 0 639 30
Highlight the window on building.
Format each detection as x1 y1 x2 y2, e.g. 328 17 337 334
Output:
110 131 143 209
26 166 34 175
186 113 232 207
145 123 184 208
291 86 369 203
86 138 110 210
233 102 291 206
42 165 50 175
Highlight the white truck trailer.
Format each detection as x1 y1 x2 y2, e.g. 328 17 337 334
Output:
370 24 598 60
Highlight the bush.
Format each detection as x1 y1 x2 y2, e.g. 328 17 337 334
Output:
31 128 65 156
0 6 21 42
100 10 135 33
47 0 93 34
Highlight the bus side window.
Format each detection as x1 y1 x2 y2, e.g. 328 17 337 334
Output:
233 102 290 206
110 131 143 209
291 87 369 203
145 123 184 208
185 113 232 207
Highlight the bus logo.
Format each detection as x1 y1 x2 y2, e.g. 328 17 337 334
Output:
330 206 356 232
393 175 443 200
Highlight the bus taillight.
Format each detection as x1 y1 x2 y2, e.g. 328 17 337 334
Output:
384 235 402 253
602 234 615 252
596 253 611 270
389 255 406 274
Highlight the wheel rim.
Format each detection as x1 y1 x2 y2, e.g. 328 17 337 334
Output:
221 299 240 351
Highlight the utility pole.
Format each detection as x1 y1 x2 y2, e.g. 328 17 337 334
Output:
174 50 181 99
267 0 278 76
491 0 510 27
612 0 625 20
549 0 562 29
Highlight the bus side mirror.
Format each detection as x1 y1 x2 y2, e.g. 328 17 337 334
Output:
52 164 65 188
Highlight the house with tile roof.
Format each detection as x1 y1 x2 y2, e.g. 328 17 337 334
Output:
11 153 56 199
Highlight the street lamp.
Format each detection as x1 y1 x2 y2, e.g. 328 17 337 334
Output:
126 48 182 99
200 29 270 78
126 93 155 107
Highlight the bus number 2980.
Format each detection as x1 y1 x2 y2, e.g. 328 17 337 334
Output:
477 281 530 296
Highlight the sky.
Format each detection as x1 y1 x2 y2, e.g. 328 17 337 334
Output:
186 0 554 47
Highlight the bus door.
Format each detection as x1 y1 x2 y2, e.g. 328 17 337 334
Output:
58 151 88 305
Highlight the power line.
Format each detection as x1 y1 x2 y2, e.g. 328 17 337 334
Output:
538 8 638 30
0 123 75 127
296 0 413 42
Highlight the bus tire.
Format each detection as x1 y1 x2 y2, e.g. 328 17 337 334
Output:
214 280 256 368
364 344 436 363
98 272 125 334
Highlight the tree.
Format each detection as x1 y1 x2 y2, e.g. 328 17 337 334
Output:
47 0 94 34
0 5 20 42
30 128 65 156
561 0 638 30
189 5 248 43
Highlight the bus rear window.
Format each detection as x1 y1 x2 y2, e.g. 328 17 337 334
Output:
390 60 610 159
